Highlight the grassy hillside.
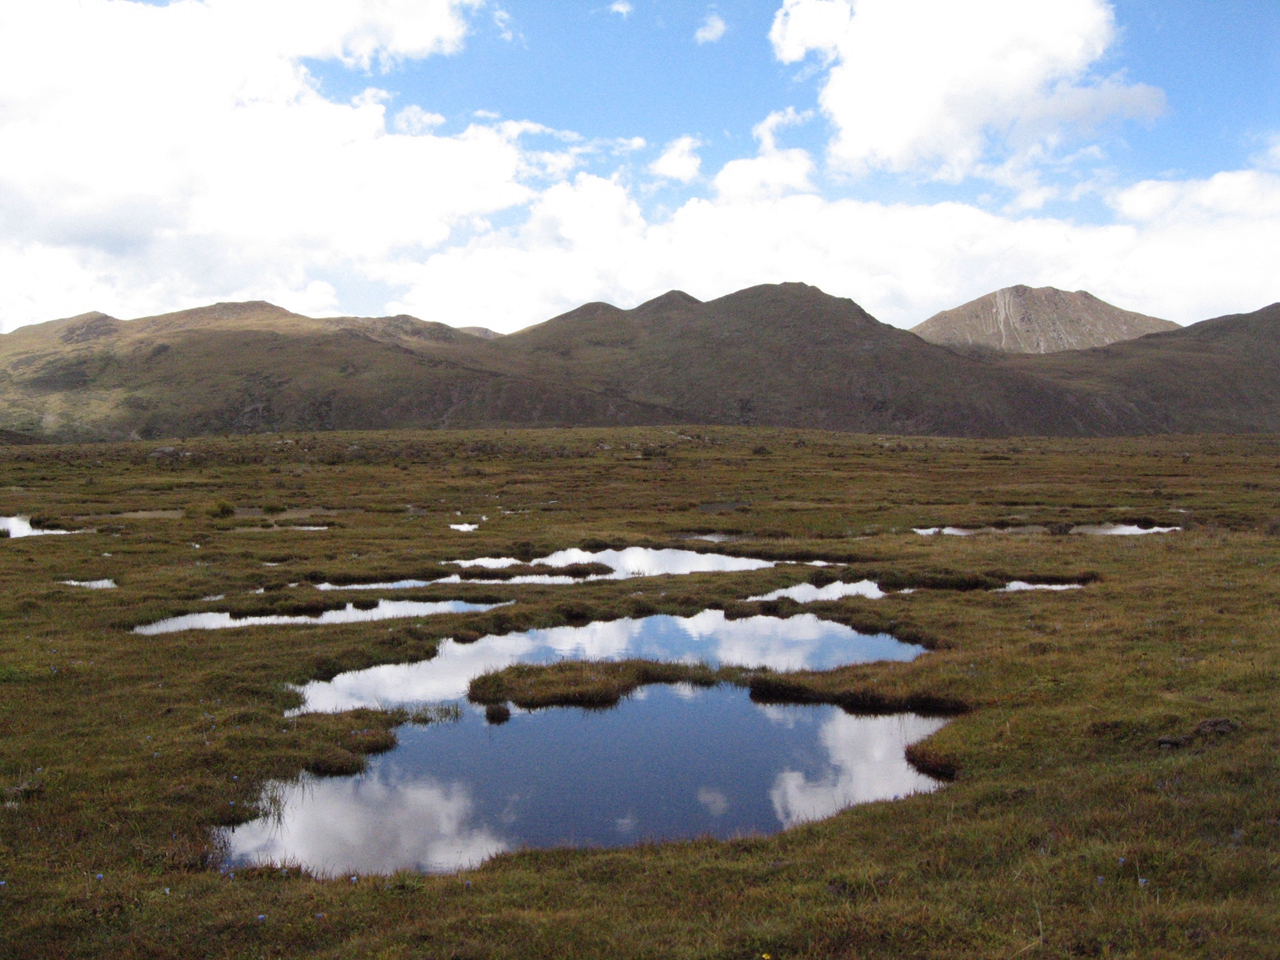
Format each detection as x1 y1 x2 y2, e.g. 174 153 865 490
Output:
1 287 1278 440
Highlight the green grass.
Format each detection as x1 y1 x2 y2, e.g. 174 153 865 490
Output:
1 427 1279 958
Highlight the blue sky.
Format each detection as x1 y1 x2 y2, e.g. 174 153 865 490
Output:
309 0 1280 202
1 0 1278 332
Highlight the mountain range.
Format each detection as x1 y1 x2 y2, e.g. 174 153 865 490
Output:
1 283 1276 440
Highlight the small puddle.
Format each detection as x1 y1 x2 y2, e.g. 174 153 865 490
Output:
133 600 507 635
449 524 479 532
291 611 922 713
316 579 437 592
224 686 947 875
316 547 778 591
2 516 74 538
61 579 117 589
913 526 1046 536
994 581 1083 592
457 547 775 580
915 523 1178 537
1070 524 1180 536
746 580 886 603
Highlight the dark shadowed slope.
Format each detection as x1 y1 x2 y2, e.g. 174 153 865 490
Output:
495 283 1123 434
913 285 1178 354
1002 303 1280 433
1 285 1278 439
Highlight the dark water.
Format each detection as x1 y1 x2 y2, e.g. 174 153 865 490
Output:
225 685 947 875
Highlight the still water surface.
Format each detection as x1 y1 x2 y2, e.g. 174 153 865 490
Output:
315 547 777 590
134 600 506 635
2 516 74 537
291 611 925 713
225 686 948 875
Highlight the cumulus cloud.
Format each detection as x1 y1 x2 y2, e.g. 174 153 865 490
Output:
769 0 1164 185
711 108 814 199
695 12 727 44
0 0 1274 343
650 137 703 183
378 146 1280 332
0 0 545 328
610 1 633 16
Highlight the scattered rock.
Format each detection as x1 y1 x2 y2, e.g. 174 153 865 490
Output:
1157 718 1239 750
3 780 43 801
1195 718 1240 738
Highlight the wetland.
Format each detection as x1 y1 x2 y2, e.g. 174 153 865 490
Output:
1 427 1278 958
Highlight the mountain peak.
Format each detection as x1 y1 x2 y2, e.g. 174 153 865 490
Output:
912 285 1178 354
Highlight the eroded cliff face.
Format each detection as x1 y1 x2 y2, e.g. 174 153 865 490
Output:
912 285 1179 354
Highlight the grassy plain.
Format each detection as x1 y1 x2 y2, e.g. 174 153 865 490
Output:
1 427 1278 958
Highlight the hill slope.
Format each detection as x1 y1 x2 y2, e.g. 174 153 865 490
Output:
1 285 1277 439
912 285 1178 354
1003 303 1280 433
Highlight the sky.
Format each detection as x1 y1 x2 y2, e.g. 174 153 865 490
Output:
0 0 1278 334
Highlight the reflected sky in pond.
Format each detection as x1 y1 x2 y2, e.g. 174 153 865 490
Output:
292 611 925 713
1070 524 1180 536
746 580 886 603
225 685 948 875
2 516 74 537
455 547 775 579
133 600 506 635
313 547 777 590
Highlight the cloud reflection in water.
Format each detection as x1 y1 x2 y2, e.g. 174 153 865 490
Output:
226 686 948 875
292 610 926 714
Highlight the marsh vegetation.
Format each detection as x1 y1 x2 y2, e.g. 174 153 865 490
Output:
1 427 1278 957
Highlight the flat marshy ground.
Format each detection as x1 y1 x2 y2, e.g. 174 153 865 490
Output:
1 427 1278 958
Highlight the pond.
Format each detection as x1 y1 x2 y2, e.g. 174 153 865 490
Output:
2 516 74 537
314 547 777 590
915 523 1179 537
223 685 948 875
746 580 886 603
290 611 926 713
1069 523 1180 536
133 600 507 635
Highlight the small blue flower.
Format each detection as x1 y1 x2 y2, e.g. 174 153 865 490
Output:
96 874 103 880
1139 878 1149 887
257 914 266 922
316 913 325 920
1118 857 1126 865
1096 876 1104 884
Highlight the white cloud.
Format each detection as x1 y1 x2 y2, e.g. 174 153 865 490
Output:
695 12 727 44
378 143 1280 332
610 1 633 17
393 105 448 135
769 0 1164 185
0 0 537 329
492 7 515 42
650 137 703 183
0 0 1274 347
712 108 814 200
